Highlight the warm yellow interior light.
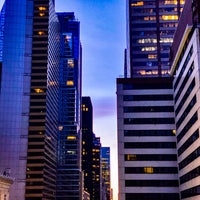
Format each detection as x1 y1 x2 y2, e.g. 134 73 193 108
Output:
144 167 154 173
34 88 44 93
66 80 74 86
38 6 47 11
162 15 178 20
131 1 144 6
67 136 76 140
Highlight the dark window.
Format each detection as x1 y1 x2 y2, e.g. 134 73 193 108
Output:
124 142 176 149
179 146 200 170
124 129 175 136
178 129 199 156
177 112 198 143
123 94 173 101
124 117 174 124
126 193 180 200
125 180 179 187
181 185 200 199
124 106 174 113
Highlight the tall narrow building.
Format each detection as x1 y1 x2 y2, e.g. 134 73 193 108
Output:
0 0 60 199
101 147 111 200
127 0 185 77
82 96 94 198
170 0 200 199
57 12 82 200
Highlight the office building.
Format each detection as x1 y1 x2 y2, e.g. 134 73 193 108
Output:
117 77 180 200
57 12 82 200
101 147 111 200
0 0 59 199
82 97 94 197
170 0 200 199
127 0 185 77
81 97 102 200
92 136 101 200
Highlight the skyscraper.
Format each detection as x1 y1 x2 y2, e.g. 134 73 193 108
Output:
170 0 200 199
57 12 82 200
0 0 59 199
127 0 185 77
117 1 186 200
81 96 102 200
101 147 111 200
82 96 94 198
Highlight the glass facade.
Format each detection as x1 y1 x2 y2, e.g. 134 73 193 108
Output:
0 0 60 199
127 0 185 77
57 12 82 200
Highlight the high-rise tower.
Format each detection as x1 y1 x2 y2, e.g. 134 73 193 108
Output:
57 12 82 200
0 0 60 199
127 0 185 77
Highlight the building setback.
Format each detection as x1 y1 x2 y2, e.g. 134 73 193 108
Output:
117 77 180 200
0 0 60 199
170 0 200 199
127 0 185 77
57 12 82 200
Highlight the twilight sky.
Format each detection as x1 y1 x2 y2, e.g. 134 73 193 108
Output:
0 1 126 199
55 2 126 199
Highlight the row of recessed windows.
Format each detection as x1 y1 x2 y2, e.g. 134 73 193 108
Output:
125 179 179 187
125 167 178 174
124 117 175 124
124 142 176 149
126 193 180 200
178 129 199 156
177 112 198 143
176 95 196 129
181 184 200 199
132 21 178 28
123 94 173 101
174 45 193 89
124 106 174 113
124 129 176 136
174 62 194 103
179 146 200 170
180 165 200 185
175 78 196 116
125 154 177 161
128 166 176 175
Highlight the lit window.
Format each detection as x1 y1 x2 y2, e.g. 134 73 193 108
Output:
38 6 47 11
68 59 74 67
38 31 45 35
66 80 74 86
141 47 157 52
148 54 157 59
172 129 176 135
67 136 76 140
34 88 44 93
127 154 137 161
162 15 178 20
144 16 156 21
144 167 154 173
39 13 45 17
131 1 144 6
